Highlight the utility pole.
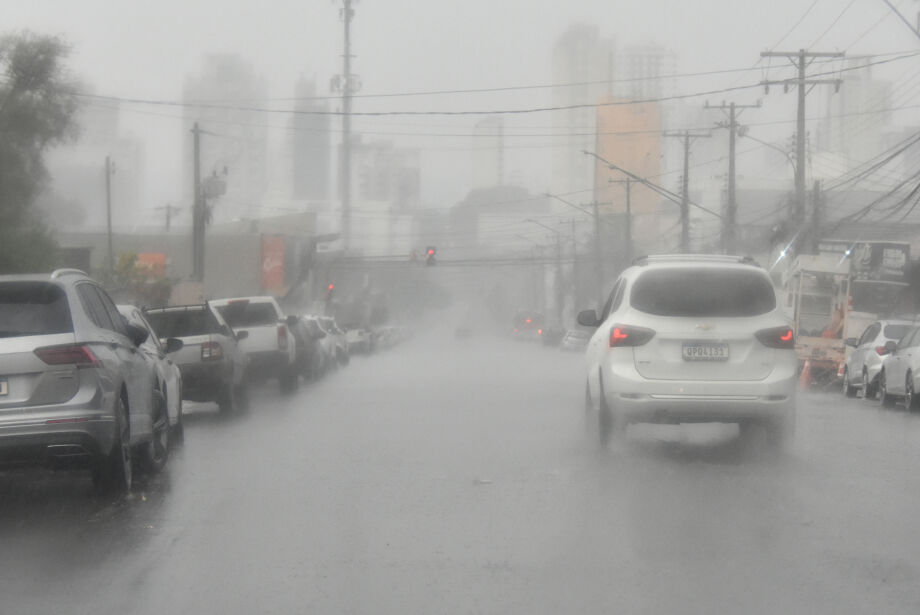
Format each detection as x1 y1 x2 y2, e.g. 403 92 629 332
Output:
705 100 761 254
811 180 822 253
334 0 359 253
609 178 633 263
155 203 181 232
664 131 711 252
191 122 203 282
105 156 114 272
761 49 843 224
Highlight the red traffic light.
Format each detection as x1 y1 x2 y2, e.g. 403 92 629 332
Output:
328 283 334 291
427 249 434 256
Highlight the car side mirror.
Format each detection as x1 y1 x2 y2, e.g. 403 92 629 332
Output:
235 330 249 341
125 322 149 347
885 340 898 353
314 330 327 340
844 337 858 347
577 309 600 328
165 337 184 353
286 315 299 326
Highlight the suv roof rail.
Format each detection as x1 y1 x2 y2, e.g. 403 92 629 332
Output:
50 268 89 279
632 254 760 266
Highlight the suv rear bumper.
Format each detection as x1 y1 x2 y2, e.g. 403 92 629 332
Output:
603 356 797 425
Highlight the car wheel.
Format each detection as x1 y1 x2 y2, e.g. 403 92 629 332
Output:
234 381 250 413
279 365 299 394
92 393 132 494
138 389 169 474
596 378 624 448
218 381 237 415
172 397 185 444
879 370 896 408
584 381 598 443
863 368 877 400
763 414 794 455
843 368 857 397
906 373 918 412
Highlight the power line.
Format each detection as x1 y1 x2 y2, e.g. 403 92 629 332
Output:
73 51 918 119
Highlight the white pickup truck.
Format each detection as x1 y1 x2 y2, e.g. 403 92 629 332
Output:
210 296 299 394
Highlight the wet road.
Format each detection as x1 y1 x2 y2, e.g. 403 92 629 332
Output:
2 331 920 614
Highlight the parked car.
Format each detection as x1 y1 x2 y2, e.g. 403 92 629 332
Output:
578 255 797 451
289 315 333 380
842 319 914 398
318 316 350 365
511 310 545 341
144 303 250 415
0 269 167 493
878 325 920 410
344 326 373 354
210 296 299 393
560 329 590 351
117 305 184 450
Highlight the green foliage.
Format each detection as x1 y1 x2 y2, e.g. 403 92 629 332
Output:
0 31 80 273
99 252 173 309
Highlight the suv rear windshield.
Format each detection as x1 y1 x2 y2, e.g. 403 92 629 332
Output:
146 307 222 337
630 268 776 317
884 324 912 340
0 282 73 337
215 302 279 328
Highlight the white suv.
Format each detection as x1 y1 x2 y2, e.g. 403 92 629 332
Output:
578 255 797 450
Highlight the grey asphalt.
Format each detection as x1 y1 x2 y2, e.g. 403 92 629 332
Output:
2 330 920 614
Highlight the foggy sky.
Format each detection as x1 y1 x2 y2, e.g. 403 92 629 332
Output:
7 0 920 221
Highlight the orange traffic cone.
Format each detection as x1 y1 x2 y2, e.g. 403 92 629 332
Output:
798 359 812 390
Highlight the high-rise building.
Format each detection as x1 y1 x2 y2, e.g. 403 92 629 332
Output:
291 76 331 201
616 44 677 101
551 24 616 199
471 117 504 189
183 54 269 223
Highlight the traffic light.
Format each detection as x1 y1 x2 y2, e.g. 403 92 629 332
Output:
425 246 437 266
326 283 335 300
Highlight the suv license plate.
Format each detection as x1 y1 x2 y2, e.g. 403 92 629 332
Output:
0 379 7 396
682 342 729 361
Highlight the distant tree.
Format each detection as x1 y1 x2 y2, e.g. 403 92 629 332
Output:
0 31 80 273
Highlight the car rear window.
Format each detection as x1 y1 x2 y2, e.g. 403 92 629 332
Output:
146 308 221 337
884 324 911 340
215 302 279 327
0 282 73 337
630 268 777 317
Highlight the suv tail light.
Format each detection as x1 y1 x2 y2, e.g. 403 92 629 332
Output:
34 344 100 367
201 341 223 361
876 345 891 356
755 326 795 349
278 325 288 351
608 324 655 348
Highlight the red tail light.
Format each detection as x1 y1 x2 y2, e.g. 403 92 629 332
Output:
756 326 795 349
537 329 543 335
876 346 890 356
201 341 223 361
608 324 655 348
278 325 288 350
34 344 100 367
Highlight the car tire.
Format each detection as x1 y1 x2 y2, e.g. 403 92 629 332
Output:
172 397 185 444
596 378 624 448
843 368 857 398
218 381 237 415
906 373 918 412
863 367 877 400
234 381 250 413
584 381 598 444
92 393 132 495
879 370 896 408
279 366 299 394
138 389 169 474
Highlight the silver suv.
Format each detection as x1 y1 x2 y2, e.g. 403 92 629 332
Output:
0 269 164 492
578 255 797 451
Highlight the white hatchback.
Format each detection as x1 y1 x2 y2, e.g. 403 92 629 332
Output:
578 255 797 450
